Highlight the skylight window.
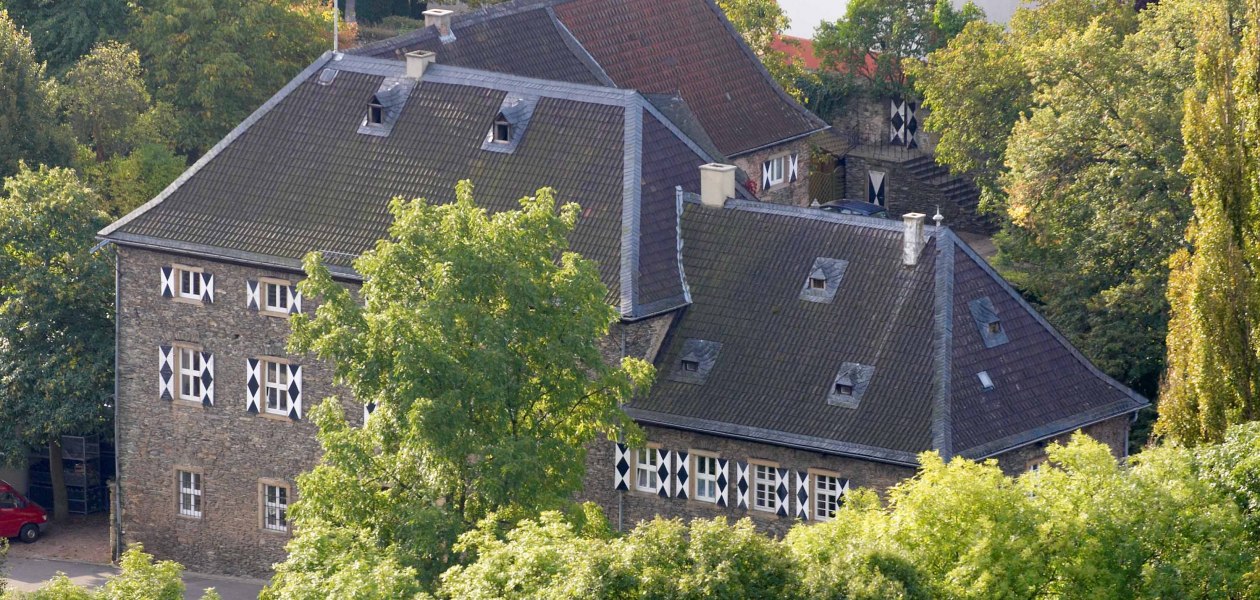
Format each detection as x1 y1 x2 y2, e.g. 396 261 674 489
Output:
978 371 994 390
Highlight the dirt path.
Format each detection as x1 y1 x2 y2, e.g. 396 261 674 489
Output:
5 513 110 565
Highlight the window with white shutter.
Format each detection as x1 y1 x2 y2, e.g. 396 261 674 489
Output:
635 448 659 493
693 453 719 503
752 462 779 513
171 344 212 405
164 265 212 303
258 279 302 316
813 472 847 521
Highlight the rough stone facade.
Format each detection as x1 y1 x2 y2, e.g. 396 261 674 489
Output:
732 138 814 206
843 152 994 233
115 246 358 577
580 414 1131 537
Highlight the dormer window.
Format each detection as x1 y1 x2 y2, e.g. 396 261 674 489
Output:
668 339 721 385
357 77 416 138
368 101 384 125
800 258 848 304
988 320 1002 335
968 296 1010 348
834 381 853 396
827 363 874 409
493 114 512 143
681 359 699 372
809 275 826 290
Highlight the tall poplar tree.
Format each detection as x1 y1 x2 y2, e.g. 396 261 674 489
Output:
1157 0 1260 445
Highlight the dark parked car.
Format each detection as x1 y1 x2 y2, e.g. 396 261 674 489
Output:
817 200 888 219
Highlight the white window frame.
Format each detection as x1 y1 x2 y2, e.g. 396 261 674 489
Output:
635 447 659 493
176 266 203 300
767 156 786 187
752 462 779 513
264 359 291 416
177 346 203 403
177 470 202 518
263 279 291 315
813 472 843 521
693 453 719 503
261 482 289 532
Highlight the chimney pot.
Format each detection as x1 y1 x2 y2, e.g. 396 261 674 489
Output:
424 9 455 39
903 212 926 266
699 163 737 207
405 50 437 80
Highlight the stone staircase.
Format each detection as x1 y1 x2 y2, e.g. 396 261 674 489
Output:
902 154 982 215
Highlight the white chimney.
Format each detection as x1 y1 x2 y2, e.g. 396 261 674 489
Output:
405 50 437 80
699 163 737 207
424 9 455 39
903 212 926 266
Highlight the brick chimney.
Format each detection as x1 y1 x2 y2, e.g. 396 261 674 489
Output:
424 9 455 41
405 50 436 80
699 163 737 207
903 212 926 266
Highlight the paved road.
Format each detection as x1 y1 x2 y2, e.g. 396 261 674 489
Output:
4 557 266 599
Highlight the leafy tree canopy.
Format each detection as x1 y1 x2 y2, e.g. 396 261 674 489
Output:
0 0 129 74
59 41 177 162
1157 0 1260 445
130 0 330 156
263 181 653 597
0 9 74 180
815 0 984 100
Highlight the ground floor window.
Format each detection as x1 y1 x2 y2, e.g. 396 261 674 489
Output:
694 454 718 502
753 463 778 512
262 483 289 532
636 448 659 493
814 473 844 521
177 470 202 518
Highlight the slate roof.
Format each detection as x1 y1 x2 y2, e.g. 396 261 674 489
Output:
352 0 828 157
627 201 1148 465
101 52 724 320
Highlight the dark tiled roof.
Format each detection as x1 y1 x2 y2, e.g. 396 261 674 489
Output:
353 0 827 157
102 54 718 319
355 4 609 86
628 202 1147 464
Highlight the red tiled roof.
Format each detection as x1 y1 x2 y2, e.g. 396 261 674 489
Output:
553 0 826 156
771 35 821 70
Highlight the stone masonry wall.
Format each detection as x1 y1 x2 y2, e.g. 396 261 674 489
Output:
732 139 814 207
581 415 1131 537
843 153 993 233
115 246 360 577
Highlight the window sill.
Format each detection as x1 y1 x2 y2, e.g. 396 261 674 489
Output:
687 498 720 510
175 513 203 521
260 309 291 319
259 411 294 422
260 527 290 535
170 296 205 306
171 398 207 409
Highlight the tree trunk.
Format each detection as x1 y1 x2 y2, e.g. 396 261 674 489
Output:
49 438 68 522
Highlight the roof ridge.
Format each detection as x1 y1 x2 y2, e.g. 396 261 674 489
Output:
930 233 955 458
100 52 337 239
424 63 635 105
943 231 1149 456
348 0 563 57
722 199 927 234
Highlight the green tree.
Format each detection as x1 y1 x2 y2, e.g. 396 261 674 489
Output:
264 181 653 597
814 0 983 100
75 144 186 218
60 41 177 162
7 545 221 600
717 0 806 100
914 0 1210 402
1157 0 1260 445
131 0 329 156
0 0 129 74
0 10 73 181
0 164 113 521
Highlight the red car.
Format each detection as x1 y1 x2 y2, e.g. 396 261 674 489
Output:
0 480 47 543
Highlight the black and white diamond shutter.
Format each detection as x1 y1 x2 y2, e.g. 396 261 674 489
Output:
199 352 214 406
246 280 260 310
288 285 302 314
795 471 810 520
674 451 689 499
890 99 906 145
158 345 174 400
288 364 303 420
736 461 749 509
789 153 799 183
160 267 175 298
868 171 886 206
905 102 918 148
716 458 729 507
614 442 631 491
246 358 261 413
201 273 214 303
775 468 789 517
762 160 772 190
656 449 672 498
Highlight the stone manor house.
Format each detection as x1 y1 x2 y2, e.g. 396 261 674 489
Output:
99 0 1148 576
